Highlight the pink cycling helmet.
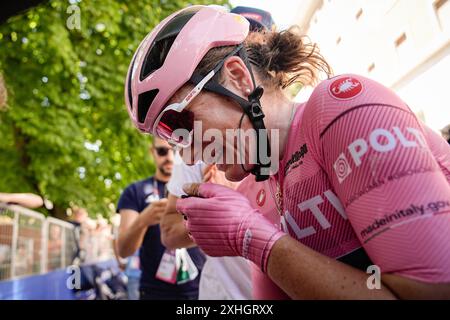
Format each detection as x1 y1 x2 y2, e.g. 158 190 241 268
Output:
124 5 250 134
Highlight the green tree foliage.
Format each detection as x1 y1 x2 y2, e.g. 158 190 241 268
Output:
0 0 228 218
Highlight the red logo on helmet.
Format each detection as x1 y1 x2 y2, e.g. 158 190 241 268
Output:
185 89 199 103
329 77 363 100
256 189 266 207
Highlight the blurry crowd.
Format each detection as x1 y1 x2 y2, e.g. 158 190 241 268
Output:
70 207 114 265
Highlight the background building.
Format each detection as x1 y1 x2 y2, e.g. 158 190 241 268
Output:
294 0 450 134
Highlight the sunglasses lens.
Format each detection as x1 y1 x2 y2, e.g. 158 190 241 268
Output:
156 147 169 156
155 108 194 147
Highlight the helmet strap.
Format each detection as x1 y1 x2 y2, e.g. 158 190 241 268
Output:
189 47 271 181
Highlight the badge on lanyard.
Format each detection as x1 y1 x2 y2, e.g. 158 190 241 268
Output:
145 179 161 203
155 249 178 284
155 248 199 284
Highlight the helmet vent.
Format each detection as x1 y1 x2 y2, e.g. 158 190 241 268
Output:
139 7 201 81
137 89 159 124
127 54 137 109
140 36 176 81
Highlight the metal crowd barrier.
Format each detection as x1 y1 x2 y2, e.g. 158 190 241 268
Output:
0 202 113 282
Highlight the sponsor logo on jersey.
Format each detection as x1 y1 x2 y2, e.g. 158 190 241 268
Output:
280 190 347 240
284 143 308 176
334 153 353 184
360 200 450 243
256 189 266 207
333 126 426 184
329 76 363 100
242 229 253 259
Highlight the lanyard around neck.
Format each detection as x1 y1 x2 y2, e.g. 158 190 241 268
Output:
153 178 160 199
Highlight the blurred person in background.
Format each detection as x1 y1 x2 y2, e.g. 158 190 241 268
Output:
80 213 100 265
112 216 141 300
94 215 113 261
117 137 205 300
70 206 88 264
111 214 142 300
113 244 141 300
70 206 99 264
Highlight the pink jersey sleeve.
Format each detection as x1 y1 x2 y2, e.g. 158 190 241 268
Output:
303 74 450 283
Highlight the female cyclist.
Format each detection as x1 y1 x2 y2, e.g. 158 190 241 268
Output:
124 5 450 299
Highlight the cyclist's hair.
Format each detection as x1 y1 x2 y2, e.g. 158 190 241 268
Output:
196 26 333 89
0 74 7 109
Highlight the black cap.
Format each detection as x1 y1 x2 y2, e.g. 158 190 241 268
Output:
231 6 276 31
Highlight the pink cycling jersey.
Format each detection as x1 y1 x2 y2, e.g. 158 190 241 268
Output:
237 176 290 300
277 74 450 283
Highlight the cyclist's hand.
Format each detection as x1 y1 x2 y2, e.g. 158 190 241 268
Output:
177 183 285 272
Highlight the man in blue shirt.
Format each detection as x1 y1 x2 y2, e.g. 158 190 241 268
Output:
116 137 205 300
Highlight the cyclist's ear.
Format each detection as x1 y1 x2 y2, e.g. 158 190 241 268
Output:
221 56 254 97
